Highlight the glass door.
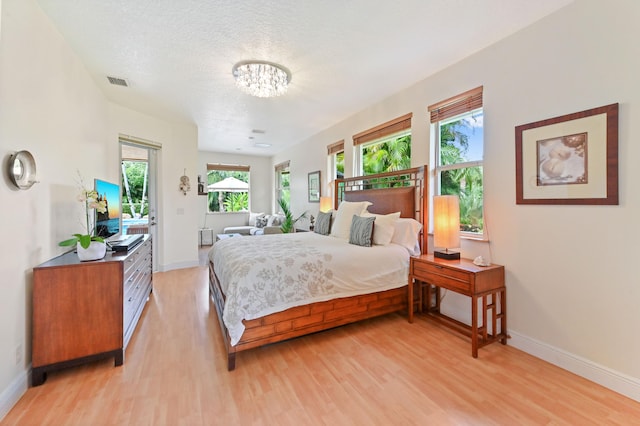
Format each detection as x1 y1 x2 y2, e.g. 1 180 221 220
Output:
120 139 160 271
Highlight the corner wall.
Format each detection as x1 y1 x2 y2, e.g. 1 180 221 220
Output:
197 151 273 236
0 0 111 416
272 0 640 401
0 0 199 419
108 104 199 272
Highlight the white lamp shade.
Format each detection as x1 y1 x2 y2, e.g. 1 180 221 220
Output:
319 196 332 213
433 195 460 249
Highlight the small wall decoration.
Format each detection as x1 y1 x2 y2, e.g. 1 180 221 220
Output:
7 150 38 190
515 103 618 205
179 169 191 195
197 174 206 194
308 170 320 202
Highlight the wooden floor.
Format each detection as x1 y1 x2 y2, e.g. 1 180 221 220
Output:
3 248 640 425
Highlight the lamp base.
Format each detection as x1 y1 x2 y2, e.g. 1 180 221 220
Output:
434 249 460 260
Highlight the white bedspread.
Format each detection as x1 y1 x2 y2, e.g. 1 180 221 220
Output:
210 232 410 346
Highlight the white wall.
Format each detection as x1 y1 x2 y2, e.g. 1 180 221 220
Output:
0 0 199 418
272 0 640 400
0 0 110 415
198 151 272 236
108 104 199 272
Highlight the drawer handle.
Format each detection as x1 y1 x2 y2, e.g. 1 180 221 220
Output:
127 297 133 302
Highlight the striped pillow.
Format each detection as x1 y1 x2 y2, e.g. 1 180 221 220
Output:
314 211 332 235
348 215 375 247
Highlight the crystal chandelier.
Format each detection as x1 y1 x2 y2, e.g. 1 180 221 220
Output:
232 61 291 98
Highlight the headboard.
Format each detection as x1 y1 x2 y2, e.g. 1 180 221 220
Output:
344 187 415 218
335 166 428 252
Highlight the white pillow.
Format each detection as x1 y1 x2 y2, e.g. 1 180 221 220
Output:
330 201 372 239
362 211 400 245
391 218 423 255
248 211 264 226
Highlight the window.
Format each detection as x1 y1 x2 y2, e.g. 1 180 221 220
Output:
429 86 484 237
327 140 344 180
353 113 412 176
275 161 290 207
206 164 250 213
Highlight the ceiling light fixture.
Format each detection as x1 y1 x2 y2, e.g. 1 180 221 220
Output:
232 61 291 98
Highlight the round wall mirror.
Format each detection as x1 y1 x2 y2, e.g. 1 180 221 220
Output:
8 150 37 190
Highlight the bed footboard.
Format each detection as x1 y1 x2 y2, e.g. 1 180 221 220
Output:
209 259 407 371
208 261 236 370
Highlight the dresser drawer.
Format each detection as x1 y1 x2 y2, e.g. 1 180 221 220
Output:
123 240 151 278
412 261 471 294
124 263 151 302
123 272 151 330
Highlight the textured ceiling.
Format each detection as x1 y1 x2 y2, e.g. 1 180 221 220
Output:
36 0 573 156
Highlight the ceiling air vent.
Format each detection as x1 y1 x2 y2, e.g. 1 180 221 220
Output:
106 76 129 87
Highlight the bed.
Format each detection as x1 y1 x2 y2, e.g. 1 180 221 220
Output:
209 166 427 370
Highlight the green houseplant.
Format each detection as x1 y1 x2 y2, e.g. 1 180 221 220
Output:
277 198 308 233
59 181 108 250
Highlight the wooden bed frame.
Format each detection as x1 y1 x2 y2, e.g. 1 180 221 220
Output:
209 166 427 370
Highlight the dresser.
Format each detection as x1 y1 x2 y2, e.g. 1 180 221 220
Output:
408 254 507 357
31 235 152 386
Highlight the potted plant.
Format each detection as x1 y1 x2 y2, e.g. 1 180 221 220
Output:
59 177 108 261
277 198 308 233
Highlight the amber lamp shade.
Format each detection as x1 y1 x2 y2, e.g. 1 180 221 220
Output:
433 195 460 260
319 196 332 213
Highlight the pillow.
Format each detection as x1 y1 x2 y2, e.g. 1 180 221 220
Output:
362 211 400 245
255 215 269 228
330 201 372 239
390 218 423 255
348 215 375 247
314 211 332 235
267 214 283 227
248 212 264 226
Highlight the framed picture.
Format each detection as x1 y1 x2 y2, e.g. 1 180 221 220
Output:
308 170 320 202
515 103 618 205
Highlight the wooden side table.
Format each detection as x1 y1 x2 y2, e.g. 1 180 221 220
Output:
408 254 507 357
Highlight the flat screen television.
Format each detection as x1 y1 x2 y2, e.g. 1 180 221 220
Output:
94 178 122 241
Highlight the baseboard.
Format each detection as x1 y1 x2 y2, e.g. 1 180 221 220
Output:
507 331 640 402
0 367 29 422
159 260 200 272
441 302 640 403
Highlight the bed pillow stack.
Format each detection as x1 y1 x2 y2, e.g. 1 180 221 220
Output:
329 201 372 239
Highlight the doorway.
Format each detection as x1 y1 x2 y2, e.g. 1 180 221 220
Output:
120 137 160 271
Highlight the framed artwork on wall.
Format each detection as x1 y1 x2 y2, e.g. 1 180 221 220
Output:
515 103 618 205
308 170 320 202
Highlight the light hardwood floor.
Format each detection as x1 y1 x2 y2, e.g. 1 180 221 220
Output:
3 248 640 425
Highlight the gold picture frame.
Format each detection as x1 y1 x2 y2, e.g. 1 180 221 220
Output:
515 103 618 205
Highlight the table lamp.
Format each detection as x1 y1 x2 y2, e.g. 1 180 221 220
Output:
433 195 460 260
319 196 332 213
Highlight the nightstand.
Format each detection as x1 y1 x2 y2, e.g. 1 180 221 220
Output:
408 254 507 357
